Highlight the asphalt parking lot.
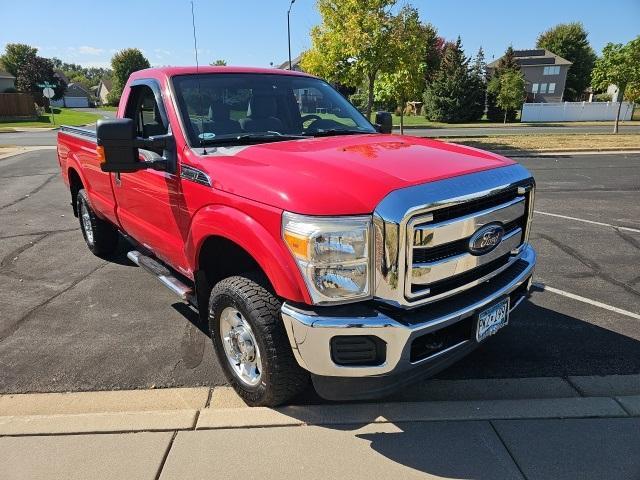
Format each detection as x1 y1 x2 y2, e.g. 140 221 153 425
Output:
0 145 639 400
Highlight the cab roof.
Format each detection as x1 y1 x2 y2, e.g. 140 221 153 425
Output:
128 66 314 81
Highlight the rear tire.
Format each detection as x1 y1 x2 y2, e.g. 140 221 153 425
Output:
209 275 309 407
76 189 119 257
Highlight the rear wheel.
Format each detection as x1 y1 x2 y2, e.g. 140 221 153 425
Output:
76 189 119 257
209 275 309 406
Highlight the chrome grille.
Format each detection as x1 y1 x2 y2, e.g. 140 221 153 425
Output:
373 164 535 309
405 189 531 303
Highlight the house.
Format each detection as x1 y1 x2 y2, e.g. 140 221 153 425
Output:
278 55 303 72
50 82 92 108
0 70 16 92
606 84 622 102
488 49 572 103
95 78 112 105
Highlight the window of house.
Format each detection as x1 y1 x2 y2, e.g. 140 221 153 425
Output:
539 83 548 94
532 83 539 94
548 83 556 94
543 66 560 75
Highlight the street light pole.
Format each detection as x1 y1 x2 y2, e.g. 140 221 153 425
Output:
287 0 296 70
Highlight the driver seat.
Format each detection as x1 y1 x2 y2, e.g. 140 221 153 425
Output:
240 94 284 133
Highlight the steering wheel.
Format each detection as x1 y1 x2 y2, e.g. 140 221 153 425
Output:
301 114 322 124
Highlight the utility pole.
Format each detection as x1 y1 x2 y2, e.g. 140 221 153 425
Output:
287 0 296 70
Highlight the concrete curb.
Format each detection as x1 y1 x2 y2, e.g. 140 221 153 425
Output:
1 396 636 437
0 145 56 160
1 376 640 436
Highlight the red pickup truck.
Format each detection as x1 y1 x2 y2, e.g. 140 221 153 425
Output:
57 66 536 406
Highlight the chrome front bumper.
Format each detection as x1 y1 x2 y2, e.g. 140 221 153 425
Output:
281 244 536 378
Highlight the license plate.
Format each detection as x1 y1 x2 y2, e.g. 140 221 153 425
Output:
476 298 510 342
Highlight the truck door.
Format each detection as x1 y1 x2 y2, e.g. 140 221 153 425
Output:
113 80 191 275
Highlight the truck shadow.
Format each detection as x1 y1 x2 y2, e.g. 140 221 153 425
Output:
277 298 640 477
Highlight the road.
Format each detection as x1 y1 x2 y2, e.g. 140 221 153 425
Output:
0 109 114 146
2 121 639 147
0 145 639 401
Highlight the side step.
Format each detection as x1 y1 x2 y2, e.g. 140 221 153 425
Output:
127 250 193 302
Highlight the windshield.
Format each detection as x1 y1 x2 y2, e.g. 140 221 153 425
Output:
171 73 376 146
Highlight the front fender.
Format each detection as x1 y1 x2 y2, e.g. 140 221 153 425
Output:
186 204 311 304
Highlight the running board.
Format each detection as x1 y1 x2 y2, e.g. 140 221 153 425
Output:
127 250 193 301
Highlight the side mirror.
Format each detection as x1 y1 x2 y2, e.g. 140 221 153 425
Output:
97 119 140 173
374 111 393 134
97 119 174 173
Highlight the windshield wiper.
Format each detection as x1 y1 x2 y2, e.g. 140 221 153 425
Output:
199 132 306 146
307 129 374 137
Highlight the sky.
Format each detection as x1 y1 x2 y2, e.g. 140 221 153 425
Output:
1 0 639 70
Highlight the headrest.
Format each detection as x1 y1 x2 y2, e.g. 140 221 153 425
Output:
248 94 277 118
208 101 231 121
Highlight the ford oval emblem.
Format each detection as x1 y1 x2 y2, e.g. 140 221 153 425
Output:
468 224 504 255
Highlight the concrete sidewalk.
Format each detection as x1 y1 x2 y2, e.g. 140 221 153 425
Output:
1 376 640 479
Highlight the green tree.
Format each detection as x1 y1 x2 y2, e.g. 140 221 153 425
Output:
0 43 37 78
468 46 487 121
15 55 66 101
536 22 596 101
210 59 227 66
301 0 397 118
374 6 426 133
487 70 525 123
50 57 111 88
107 48 150 105
422 24 443 84
487 46 520 122
423 37 484 122
592 36 640 133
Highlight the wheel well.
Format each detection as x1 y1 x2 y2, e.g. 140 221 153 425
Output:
68 168 83 217
195 236 273 317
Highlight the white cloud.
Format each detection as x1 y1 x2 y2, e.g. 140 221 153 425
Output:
78 46 104 55
154 48 172 59
81 60 111 68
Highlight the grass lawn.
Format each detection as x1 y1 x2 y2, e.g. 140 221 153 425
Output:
0 108 101 129
99 106 118 111
443 133 640 152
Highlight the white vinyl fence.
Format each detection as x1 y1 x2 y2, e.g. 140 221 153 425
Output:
521 101 635 122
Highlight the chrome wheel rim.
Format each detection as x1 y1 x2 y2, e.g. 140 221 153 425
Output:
219 307 262 387
80 201 94 245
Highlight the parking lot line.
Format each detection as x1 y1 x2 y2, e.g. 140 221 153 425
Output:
534 211 640 233
533 283 640 320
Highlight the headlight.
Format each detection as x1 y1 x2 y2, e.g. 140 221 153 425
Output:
282 212 372 304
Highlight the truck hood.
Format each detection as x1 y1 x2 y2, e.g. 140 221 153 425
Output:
199 134 515 215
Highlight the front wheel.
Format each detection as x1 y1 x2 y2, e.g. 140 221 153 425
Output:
209 275 309 407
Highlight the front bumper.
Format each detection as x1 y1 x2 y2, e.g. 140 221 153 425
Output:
281 244 536 399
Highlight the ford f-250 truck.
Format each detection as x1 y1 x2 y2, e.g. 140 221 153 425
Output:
57 66 536 406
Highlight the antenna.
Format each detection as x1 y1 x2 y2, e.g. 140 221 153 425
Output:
190 0 207 154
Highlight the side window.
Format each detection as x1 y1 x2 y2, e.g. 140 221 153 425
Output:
125 85 168 144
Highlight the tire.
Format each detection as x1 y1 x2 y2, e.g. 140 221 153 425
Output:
76 189 119 257
209 275 309 407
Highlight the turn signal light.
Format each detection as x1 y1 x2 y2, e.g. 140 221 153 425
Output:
283 231 310 260
96 145 106 165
